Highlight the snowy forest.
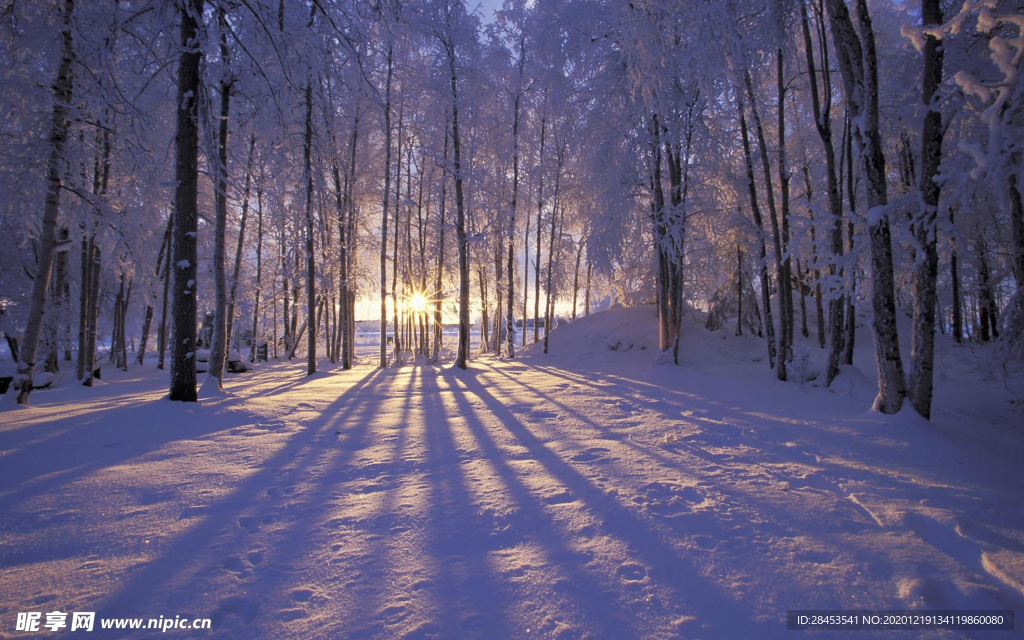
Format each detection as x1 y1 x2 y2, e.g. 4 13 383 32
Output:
0 0 1021 411
2 1 1024 638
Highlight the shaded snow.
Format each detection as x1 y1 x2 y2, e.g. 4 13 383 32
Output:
1 306 1023 639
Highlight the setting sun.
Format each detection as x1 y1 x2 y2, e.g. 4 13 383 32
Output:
406 291 429 314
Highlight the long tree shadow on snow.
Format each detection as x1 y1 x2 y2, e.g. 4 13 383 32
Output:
0 384 270 556
92 366 392 637
437 366 759 638
494 360 1024 615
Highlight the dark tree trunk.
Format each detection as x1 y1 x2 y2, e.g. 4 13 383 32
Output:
534 114 546 346
379 46 394 368
452 75 470 369
743 71 788 381
228 134 256 363
168 0 205 402
303 81 317 375
976 235 999 342
908 0 945 420
738 96 777 370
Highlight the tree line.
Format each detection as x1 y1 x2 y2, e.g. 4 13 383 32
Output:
1 0 1021 420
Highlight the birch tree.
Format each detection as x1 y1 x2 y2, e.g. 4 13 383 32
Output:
824 0 906 413
15 0 76 405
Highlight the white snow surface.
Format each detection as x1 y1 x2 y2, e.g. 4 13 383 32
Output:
2 305 1023 639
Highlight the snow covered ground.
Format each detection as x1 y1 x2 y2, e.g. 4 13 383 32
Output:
1 306 1022 639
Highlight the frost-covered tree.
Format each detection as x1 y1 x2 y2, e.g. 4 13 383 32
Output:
946 0 1024 354
13 0 76 405
824 0 907 414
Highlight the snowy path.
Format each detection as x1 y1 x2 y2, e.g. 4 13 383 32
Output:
2 346 1023 639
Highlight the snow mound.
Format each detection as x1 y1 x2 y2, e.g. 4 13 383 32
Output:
520 304 772 377
519 305 658 369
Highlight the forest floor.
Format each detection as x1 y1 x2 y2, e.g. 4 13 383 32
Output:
1 306 1023 639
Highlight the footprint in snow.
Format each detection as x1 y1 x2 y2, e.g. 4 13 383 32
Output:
222 557 248 575
571 447 612 463
178 505 208 519
634 482 703 517
530 409 560 421
616 563 648 582
274 608 309 622
238 516 259 533
541 489 575 505
290 588 313 602
210 596 259 626
380 603 411 625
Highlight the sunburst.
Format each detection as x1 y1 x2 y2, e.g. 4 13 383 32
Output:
406 291 429 314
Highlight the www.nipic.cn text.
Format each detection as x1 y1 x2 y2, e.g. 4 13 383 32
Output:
14 611 213 633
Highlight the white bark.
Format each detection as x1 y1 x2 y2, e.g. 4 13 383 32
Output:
16 0 75 405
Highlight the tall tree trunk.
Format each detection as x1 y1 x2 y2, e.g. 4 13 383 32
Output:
281 244 291 356
776 51 796 355
543 141 566 355
341 110 359 369
379 46 394 368
16 0 75 404
804 166 827 348
976 235 998 342
801 0 847 382
489 248 501 352
506 89 522 358
168 0 205 402
797 258 809 339
533 114 547 345
738 96 778 370
228 134 256 362
493 249 503 352
908 0 945 419
743 70 788 381
950 207 963 343
208 15 233 388
333 158 347 364
584 260 592 316
522 170 532 349
417 151 429 356
391 110 404 359
83 240 101 385
45 227 71 373
843 114 857 366
736 244 744 337
572 241 583 321
433 129 449 364
825 0 906 413
479 265 490 350
77 238 92 380
138 304 154 366
303 81 317 375
650 115 670 353
148 215 173 368
1008 153 1024 310
449 42 471 370
158 236 171 369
